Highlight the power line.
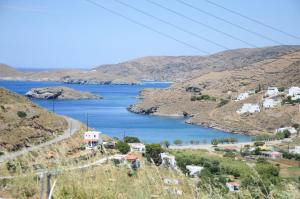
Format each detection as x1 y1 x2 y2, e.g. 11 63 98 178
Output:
176 0 284 45
115 0 229 50
83 0 209 54
145 0 271 47
205 0 300 41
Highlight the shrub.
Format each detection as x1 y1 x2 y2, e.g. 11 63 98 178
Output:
17 111 27 118
161 140 170 148
292 123 299 129
211 139 219 146
173 139 183 145
254 141 265 147
6 160 17 173
217 99 229 107
124 136 140 143
145 144 163 165
0 151 4 156
115 141 130 154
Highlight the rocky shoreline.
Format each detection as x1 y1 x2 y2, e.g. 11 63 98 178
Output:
127 104 256 136
25 86 102 100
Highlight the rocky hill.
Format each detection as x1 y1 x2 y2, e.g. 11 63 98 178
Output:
0 88 68 152
25 86 102 100
1 45 300 84
129 50 300 135
0 64 23 78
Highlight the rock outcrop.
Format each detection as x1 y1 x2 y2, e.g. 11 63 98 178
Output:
25 86 102 100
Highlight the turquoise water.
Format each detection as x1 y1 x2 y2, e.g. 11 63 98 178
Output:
0 80 251 144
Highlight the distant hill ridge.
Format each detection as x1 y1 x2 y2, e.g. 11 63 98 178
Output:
1 45 300 84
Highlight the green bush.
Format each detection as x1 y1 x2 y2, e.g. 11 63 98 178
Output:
211 139 219 146
6 160 17 173
145 144 163 165
254 141 265 147
115 141 130 154
173 139 183 145
124 136 140 143
17 111 27 118
217 99 229 107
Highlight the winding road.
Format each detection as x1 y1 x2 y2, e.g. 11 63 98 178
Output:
0 116 81 163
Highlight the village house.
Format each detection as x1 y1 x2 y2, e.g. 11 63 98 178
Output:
128 143 146 154
226 182 240 192
237 103 260 114
235 92 249 101
124 154 140 169
186 165 204 177
275 126 297 134
265 87 279 97
83 131 103 149
288 87 300 100
261 151 282 159
263 98 282 109
160 153 177 169
289 146 300 154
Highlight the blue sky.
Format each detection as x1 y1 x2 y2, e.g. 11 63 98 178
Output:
0 0 299 69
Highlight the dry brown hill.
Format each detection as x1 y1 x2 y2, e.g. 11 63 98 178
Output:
1 45 300 84
129 50 300 135
0 88 68 152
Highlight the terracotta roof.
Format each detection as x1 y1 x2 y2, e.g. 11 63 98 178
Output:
125 154 138 161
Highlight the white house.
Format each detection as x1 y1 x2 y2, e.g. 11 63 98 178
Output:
288 87 300 96
289 146 300 154
186 165 204 177
235 92 249 101
128 143 145 154
263 98 282 108
288 87 300 100
265 87 279 97
237 104 260 114
83 131 103 149
226 182 240 192
275 127 297 134
161 153 177 168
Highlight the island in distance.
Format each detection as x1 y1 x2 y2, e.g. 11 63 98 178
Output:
25 86 102 100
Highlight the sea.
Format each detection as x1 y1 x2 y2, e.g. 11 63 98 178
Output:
0 80 251 144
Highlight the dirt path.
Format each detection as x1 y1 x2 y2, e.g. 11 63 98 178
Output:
0 116 81 163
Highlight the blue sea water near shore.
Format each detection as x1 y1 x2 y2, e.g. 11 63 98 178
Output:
0 80 251 143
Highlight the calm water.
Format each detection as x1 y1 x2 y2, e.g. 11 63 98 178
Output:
0 80 251 143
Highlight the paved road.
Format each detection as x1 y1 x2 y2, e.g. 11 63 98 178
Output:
0 116 81 163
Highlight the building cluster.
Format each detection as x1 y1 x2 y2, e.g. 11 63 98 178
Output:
236 86 300 114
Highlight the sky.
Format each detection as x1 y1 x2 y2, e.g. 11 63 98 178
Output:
0 0 300 69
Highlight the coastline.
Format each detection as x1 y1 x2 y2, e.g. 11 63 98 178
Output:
127 105 255 137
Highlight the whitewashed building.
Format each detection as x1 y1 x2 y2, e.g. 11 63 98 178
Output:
263 98 282 108
237 104 260 114
186 165 204 177
265 87 279 97
289 146 300 154
235 92 249 101
226 182 240 192
288 87 300 101
83 131 103 149
161 153 177 168
128 143 145 154
275 127 297 134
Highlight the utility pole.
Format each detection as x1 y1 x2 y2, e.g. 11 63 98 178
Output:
52 99 54 112
123 130 126 141
86 113 89 131
46 173 51 199
39 173 44 199
70 120 72 136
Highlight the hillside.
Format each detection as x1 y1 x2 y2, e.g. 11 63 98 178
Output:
0 64 23 78
0 88 68 152
1 45 300 84
129 50 300 135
